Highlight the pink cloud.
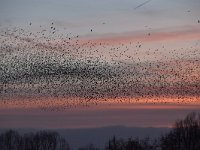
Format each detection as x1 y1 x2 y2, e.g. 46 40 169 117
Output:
78 25 200 45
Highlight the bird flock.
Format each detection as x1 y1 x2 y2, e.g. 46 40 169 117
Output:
0 23 199 109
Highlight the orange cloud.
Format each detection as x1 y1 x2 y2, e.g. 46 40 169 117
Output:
0 96 199 110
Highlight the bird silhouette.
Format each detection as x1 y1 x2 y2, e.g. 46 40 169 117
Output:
0 22 199 110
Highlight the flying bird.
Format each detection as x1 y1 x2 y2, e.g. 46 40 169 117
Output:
0 21 199 109
134 0 152 10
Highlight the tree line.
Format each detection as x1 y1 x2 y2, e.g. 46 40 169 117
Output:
0 112 200 150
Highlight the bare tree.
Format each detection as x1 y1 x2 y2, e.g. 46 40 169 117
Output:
0 130 21 150
161 112 200 150
0 130 70 150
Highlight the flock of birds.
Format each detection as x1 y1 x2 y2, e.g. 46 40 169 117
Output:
0 21 200 109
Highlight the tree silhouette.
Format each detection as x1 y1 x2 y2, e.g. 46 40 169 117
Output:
105 136 154 150
0 130 21 150
125 138 144 150
161 112 200 150
105 136 125 150
0 130 69 150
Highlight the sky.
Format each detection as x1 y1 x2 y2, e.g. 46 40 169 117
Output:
0 0 200 129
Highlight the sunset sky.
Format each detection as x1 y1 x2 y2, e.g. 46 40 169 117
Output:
0 0 200 129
